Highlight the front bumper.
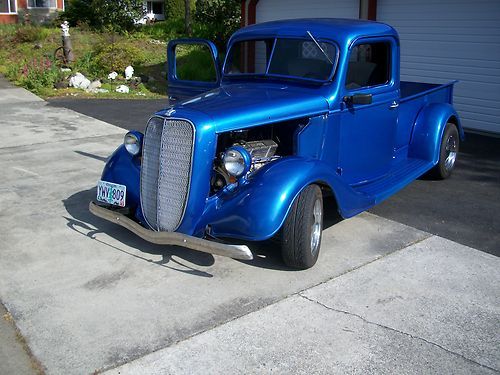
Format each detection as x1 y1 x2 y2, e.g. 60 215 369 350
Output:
89 201 253 260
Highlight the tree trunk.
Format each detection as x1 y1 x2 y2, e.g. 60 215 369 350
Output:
184 0 192 36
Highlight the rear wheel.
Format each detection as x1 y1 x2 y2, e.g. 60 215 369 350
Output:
430 122 459 179
281 184 323 269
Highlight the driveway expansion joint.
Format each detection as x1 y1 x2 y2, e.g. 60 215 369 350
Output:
0 133 124 152
295 232 434 298
298 293 499 373
101 232 435 373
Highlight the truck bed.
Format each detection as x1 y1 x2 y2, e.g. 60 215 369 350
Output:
400 80 456 103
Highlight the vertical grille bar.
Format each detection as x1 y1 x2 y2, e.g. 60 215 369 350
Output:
140 117 194 232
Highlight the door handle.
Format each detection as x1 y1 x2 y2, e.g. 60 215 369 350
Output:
389 101 399 109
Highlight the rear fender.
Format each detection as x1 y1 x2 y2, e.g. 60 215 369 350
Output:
408 103 463 164
200 157 372 241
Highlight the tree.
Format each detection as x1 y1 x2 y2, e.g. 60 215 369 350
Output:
62 0 96 27
63 0 144 32
165 0 185 19
91 0 144 32
194 0 241 51
184 0 192 36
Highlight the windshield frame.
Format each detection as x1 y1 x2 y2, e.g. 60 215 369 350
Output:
222 36 340 84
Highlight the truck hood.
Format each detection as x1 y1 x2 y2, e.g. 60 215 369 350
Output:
160 83 330 132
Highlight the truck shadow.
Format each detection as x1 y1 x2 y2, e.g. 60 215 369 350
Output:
63 190 344 273
63 188 214 278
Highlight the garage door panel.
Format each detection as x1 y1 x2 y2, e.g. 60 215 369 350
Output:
401 55 500 70
403 62 500 80
398 34 500 44
401 67 500 85
400 41 500 60
378 0 500 134
256 0 359 23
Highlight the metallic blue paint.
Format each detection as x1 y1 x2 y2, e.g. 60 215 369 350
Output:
409 102 463 163
98 18 461 243
197 156 373 240
167 38 221 100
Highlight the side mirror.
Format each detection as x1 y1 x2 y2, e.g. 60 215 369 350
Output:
343 93 372 106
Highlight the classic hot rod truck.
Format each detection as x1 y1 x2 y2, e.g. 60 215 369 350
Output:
90 19 463 269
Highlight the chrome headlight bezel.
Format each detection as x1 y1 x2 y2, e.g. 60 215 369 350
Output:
124 131 142 156
222 146 251 178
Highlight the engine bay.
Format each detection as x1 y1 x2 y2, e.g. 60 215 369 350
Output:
210 118 308 195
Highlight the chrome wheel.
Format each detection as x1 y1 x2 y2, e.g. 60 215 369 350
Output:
444 134 457 171
310 198 322 256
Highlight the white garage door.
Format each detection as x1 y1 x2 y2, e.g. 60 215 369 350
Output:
256 0 359 23
377 0 500 134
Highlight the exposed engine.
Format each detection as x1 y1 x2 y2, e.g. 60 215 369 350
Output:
210 118 307 195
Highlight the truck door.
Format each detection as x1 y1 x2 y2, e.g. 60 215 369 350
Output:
167 39 221 101
338 38 399 184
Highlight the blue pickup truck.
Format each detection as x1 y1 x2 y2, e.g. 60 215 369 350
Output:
90 18 463 269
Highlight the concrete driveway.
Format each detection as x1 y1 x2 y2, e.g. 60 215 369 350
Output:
1 83 499 374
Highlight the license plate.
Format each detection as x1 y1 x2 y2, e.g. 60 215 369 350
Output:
96 180 126 207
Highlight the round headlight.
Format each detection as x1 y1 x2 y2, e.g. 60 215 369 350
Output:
223 146 251 178
124 132 141 156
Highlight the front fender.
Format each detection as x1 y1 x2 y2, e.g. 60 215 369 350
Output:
199 156 373 241
101 144 141 211
409 103 463 164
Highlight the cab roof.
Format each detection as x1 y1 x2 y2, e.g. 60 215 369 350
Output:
231 18 398 45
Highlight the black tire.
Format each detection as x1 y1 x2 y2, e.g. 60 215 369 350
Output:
430 122 459 179
281 184 323 269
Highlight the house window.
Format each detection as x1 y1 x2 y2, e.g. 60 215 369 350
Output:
146 1 163 15
0 0 17 14
28 0 57 8
346 42 391 89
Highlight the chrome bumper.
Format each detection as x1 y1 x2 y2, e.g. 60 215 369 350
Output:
89 201 253 260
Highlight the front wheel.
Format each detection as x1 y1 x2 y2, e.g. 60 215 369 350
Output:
430 122 460 179
281 184 323 269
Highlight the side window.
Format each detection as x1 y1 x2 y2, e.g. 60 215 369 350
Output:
345 42 390 89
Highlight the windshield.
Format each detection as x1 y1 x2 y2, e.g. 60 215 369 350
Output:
224 37 337 82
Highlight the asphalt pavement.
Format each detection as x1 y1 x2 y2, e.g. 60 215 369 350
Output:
48 98 500 256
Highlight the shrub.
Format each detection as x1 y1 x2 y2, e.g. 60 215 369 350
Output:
61 0 96 28
62 0 144 33
165 0 186 19
72 50 106 79
13 26 51 43
194 0 240 51
94 42 146 73
138 17 185 41
16 57 62 94
175 45 217 82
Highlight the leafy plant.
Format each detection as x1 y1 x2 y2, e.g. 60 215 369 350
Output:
175 45 217 82
194 0 240 51
61 0 96 28
138 17 185 41
94 41 147 73
16 57 63 94
62 0 144 33
13 25 52 43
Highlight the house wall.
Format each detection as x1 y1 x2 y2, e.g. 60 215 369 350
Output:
0 14 18 23
0 0 64 24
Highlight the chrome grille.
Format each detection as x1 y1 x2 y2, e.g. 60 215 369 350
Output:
140 117 194 231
